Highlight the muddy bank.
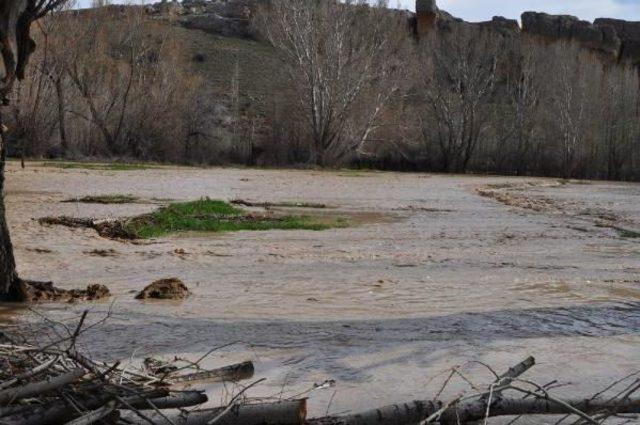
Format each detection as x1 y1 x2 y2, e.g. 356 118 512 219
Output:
19 281 110 303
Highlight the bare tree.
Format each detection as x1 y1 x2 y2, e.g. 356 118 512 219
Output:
600 64 639 180
62 8 143 153
492 37 542 175
555 46 589 178
0 0 68 300
416 26 498 173
254 0 408 167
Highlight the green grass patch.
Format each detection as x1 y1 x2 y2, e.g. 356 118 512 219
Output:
617 228 640 239
123 198 347 239
42 161 158 171
62 194 140 204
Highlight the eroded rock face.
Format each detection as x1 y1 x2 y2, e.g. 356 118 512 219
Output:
135 278 191 300
521 12 622 57
415 0 437 14
415 0 438 36
594 18 640 66
478 16 520 35
595 19 640 42
147 0 255 38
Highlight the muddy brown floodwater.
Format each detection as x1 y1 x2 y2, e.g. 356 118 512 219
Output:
1 161 639 419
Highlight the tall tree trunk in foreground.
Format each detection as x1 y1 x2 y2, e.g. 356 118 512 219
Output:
0 111 23 301
0 0 69 301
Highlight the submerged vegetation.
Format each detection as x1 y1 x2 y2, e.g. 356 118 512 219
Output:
40 199 348 239
616 228 640 239
125 199 346 238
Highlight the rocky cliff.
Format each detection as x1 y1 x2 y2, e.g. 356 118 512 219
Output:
413 1 640 67
521 12 640 66
145 0 640 68
147 0 255 38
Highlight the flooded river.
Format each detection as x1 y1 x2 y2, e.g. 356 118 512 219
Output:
1 161 639 418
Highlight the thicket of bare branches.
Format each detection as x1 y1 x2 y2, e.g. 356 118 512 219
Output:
9 6 226 164
7 3 640 180
398 27 640 180
254 0 410 166
2 312 640 424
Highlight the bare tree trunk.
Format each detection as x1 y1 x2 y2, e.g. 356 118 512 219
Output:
0 110 23 301
55 77 68 153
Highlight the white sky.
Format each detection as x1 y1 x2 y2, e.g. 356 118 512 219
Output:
75 0 640 23
396 0 640 22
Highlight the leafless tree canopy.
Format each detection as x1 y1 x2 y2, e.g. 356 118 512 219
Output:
1 1 639 180
254 0 410 166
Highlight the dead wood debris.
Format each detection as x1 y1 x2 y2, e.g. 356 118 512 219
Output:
61 195 140 205
230 199 329 209
477 184 640 238
476 187 561 212
38 216 137 240
25 247 53 254
1 313 639 425
18 281 111 303
83 249 119 257
0 312 278 425
309 356 640 425
392 206 454 213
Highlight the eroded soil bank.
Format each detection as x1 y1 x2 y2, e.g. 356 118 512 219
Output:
1 161 639 417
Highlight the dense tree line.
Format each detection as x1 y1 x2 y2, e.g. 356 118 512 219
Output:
7 1 640 181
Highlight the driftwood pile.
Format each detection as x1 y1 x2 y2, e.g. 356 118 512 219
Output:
1 312 639 424
37 217 136 240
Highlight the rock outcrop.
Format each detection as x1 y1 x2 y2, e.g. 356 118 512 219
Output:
147 0 255 38
415 0 438 36
478 16 520 35
144 0 640 69
521 12 622 57
594 18 640 66
414 1 640 68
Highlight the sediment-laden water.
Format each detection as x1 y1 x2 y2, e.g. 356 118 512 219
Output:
2 161 639 417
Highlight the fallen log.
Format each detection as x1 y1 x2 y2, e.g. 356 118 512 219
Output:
306 357 531 425
37 216 136 239
308 400 441 425
499 356 535 380
122 399 307 425
134 391 209 409
0 368 85 404
230 199 328 209
1 399 86 425
0 355 60 390
308 398 640 425
170 361 255 384
0 389 169 425
63 402 118 425
438 397 640 424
